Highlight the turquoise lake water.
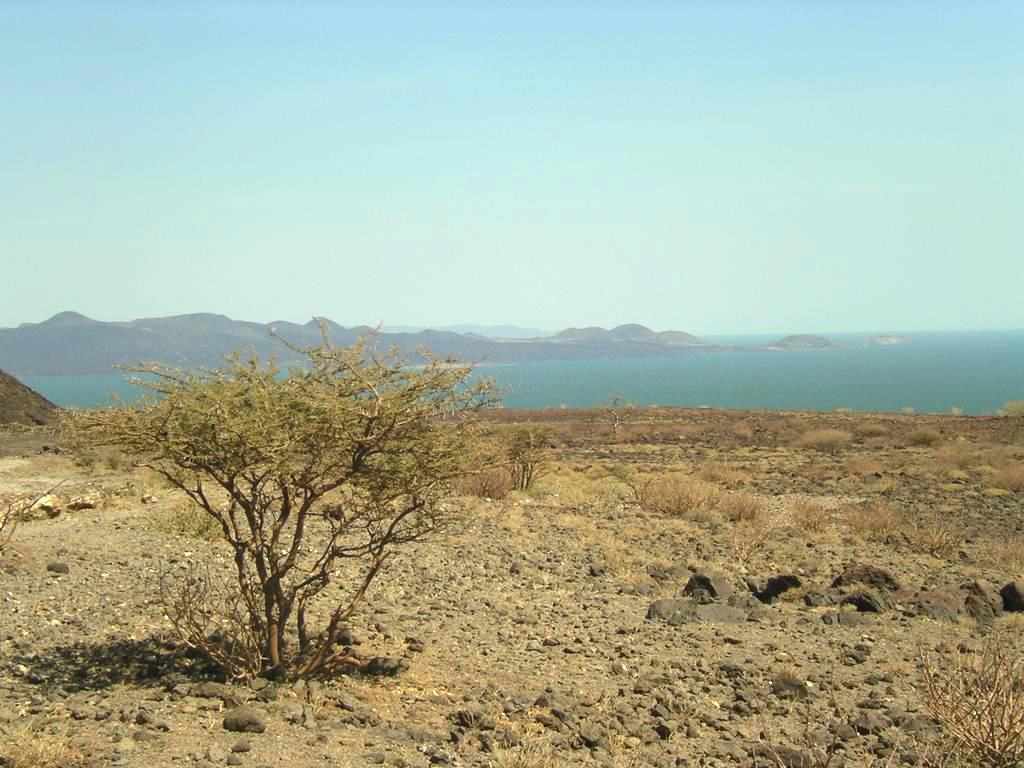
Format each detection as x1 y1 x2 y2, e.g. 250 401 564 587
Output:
22 331 1024 415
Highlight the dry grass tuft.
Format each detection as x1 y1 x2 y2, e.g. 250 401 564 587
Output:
904 517 965 560
718 491 766 523
697 461 751 487
0 727 94 768
920 633 1024 767
787 497 831 534
908 428 943 447
641 475 721 522
844 501 904 542
794 429 852 454
455 467 516 500
991 464 1024 493
155 504 222 540
844 455 884 476
984 534 1024 576
858 422 889 438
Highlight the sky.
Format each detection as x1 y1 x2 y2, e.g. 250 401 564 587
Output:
1 2 1021 335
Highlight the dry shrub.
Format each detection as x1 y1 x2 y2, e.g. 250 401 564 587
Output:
641 475 721 521
0 726 93 768
985 534 1024 576
845 501 904 542
788 497 831 534
156 504 222 540
858 422 889 438
909 428 943 447
455 467 515 500
937 442 980 471
844 455 884 476
920 633 1024 767
698 461 751 487
730 515 785 563
733 422 755 440
991 464 1024 492
904 517 965 560
718 491 765 523
794 429 852 454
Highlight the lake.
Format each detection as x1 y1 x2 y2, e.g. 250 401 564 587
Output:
23 330 1024 415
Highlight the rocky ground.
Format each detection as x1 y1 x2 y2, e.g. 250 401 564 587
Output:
1 408 1022 768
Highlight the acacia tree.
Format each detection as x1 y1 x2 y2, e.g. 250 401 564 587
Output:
64 330 495 679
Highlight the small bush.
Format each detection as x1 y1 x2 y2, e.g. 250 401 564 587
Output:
905 517 965 560
845 501 903 542
601 463 648 503
0 726 92 768
991 465 1024 492
64 330 496 680
921 633 1024 767
506 426 551 491
697 462 751 487
908 428 943 447
788 497 830 534
157 504 222 540
794 429 851 454
858 422 889 438
641 475 721 521
455 467 515 500
844 455 884 476
718 491 765 523
937 442 979 471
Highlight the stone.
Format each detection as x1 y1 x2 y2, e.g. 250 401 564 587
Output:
31 494 62 518
684 571 732 603
964 580 1003 625
223 706 266 734
67 494 100 511
841 589 895 613
1001 581 1024 612
771 672 808 701
695 603 748 624
363 656 408 677
803 590 836 607
904 589 963 621
852 712 891 735
46 561 70 576
831 564 900 592
646 598 698 626
756 574 802 603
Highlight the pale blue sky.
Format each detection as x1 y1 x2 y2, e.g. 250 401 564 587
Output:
2 2 1021 334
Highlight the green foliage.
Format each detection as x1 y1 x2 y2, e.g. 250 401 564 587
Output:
506 426 551 491
64 329 496 679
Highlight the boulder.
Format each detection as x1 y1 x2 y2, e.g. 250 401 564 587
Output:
222 706 266 733
755 574 802 603
684 571 732 603
964 580 1003 625
1000 581 1024 612
841 589 895 613
29 494 62 519
831 564 900 592
646 598 699 626
903 589 963 621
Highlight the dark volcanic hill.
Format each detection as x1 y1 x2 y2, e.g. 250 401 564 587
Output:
0 369 58 425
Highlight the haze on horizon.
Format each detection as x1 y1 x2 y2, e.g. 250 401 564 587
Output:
1 2 1021 336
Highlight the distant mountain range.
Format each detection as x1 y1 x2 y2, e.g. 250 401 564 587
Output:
0 312 879 376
